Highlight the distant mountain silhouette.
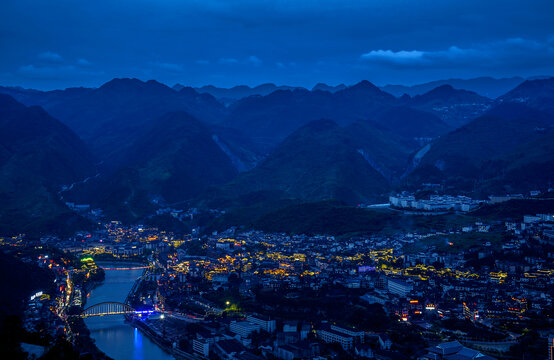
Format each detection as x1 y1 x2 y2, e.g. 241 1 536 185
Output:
193 83 305 105
407 85 493 128
225 80 398 147
0 94 94 234
1 76 552 231
381 76 525 98
1 78 226 161
312 83 347 93
408 101 554 192
497 77 554 115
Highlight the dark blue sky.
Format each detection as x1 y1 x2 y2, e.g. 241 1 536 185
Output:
1 0 553 90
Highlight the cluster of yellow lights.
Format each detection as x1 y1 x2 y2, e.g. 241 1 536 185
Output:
524 269 552 278
263 268 290 277
402 264 479 281
489 271 508 283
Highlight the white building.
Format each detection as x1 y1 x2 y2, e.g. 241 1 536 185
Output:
387 278 413 297
229 321 261 338
192 338 210 357
247 314 276 333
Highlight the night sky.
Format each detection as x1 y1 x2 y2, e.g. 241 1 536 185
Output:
1 0 553 89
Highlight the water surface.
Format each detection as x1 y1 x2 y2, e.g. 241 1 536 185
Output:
84 266 174 360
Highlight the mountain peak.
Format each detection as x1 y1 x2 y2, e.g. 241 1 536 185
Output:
99 77 144 89
99 78 171 93
417 83 487 101
312 83 347 93
350 80 380 91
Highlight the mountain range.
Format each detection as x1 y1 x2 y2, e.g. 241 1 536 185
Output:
178 76 532 104
0 76 553 232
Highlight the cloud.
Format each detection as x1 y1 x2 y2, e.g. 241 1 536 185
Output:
38 51 63 62
18 64 103 80
217 56 262 66
361 50 424 64
151 62 184 72
248 55 262 66
77 58 92 66
360 38 554 69
219 57 238 64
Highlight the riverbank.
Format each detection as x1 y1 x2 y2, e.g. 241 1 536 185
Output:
60 264 112 359
66 276 112 359
83 266 174 360
129 317 174 352
129 317 198 360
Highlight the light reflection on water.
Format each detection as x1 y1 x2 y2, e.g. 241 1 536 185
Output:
84 266 174 360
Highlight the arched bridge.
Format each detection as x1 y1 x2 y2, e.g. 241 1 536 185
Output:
81 302 138 318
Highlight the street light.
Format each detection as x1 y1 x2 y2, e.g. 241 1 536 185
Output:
225 301 230 306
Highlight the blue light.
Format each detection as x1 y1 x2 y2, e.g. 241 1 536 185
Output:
134 327 143 350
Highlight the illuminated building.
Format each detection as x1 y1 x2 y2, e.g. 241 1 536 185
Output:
463 302 479 321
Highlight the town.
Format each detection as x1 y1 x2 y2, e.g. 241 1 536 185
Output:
2 198 553 360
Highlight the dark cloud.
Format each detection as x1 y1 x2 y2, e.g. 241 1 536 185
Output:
0 0 553 89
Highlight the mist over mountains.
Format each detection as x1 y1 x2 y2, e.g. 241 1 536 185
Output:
0 75 553 233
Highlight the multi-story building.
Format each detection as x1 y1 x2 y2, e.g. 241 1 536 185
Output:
330 324 364 343
247 314 276 333
316 324 364 349
317 327 354 349
192 338 210 357
549 334 554 360
229 321 262 338
388 278 413 297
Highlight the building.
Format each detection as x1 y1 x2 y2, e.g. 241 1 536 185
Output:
420 341 496 360
247 314 276 333
230 321 262 338
192 338 210 357
388 278 413 297
330 324 364 343
317 327 353 349
463 302 479 321
316 324 364 350
354 343 374 358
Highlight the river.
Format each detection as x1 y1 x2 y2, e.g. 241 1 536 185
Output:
84 265 174 360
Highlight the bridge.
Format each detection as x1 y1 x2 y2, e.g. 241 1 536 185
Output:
80 302 155 318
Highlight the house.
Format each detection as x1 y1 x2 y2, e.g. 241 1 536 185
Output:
420 341 496 360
